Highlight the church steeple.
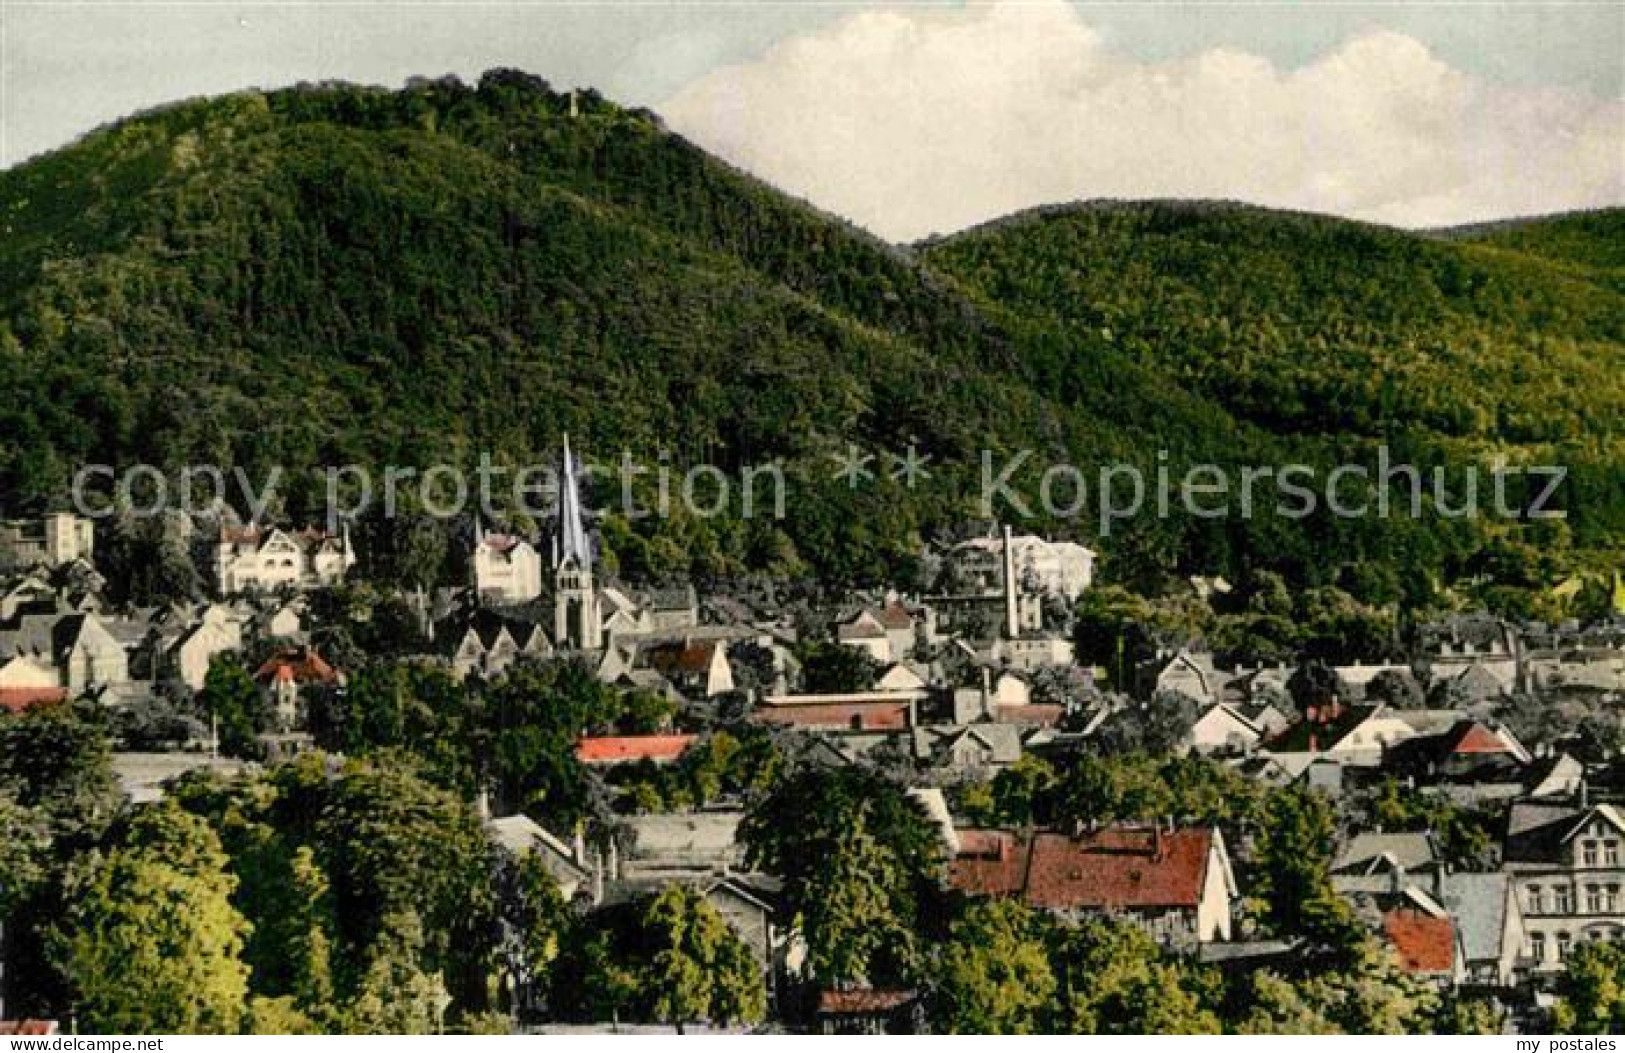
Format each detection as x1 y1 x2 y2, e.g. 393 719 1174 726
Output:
553 435 601 651
556 433 592 572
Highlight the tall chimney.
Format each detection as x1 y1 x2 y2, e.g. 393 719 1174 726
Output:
1001 524 1019 640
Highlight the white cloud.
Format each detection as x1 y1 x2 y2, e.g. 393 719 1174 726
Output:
661 0 1625 241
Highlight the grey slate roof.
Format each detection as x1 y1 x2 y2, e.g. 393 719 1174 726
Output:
1438 871 1513 964
1332 832 1440 875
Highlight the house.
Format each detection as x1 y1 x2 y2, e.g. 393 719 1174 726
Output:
1419 614 1519 696
949 824 1238 950
1437 872 1527 987
835 601 917 663
0 513 94 569
0 611 128 695
948 530 1095 600
446 614 552 679
1331 832 1443 895
1527 647 1625 697
616 810 747 881
815 989 922 1035
214 524 355 595
170 604 246 690
912 723 1024 773
641 639 734 699
644 585 700 634
1502 802 1625 972
254 647 342 731
1186 703 1264 755
472 530 543 604
1140 649 1220 706
875 662 929 694
985 634 1077 671
486 813 592 900
1385 720 1531 789
1264 702 1424 765
576 735 697 767
755 691 922 732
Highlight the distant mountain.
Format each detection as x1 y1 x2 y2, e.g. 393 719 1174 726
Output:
0 73 1619 600
1430 210 1625 286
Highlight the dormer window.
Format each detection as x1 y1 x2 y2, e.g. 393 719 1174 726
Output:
1584 840 1600 867
1606 841 1620 867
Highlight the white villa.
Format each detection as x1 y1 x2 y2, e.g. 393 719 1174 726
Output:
214 525 355 596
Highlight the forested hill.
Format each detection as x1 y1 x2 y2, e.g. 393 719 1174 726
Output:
0 72 1620 606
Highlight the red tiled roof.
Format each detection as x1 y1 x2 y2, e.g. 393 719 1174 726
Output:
1445 722 1513 755
817 989 916 1015
949 826 1217 911
753 700 912 731
0 687 67 713
255 647 340 685
1383 909 1455 974
0 1021 57 1036
576 735 697 765
647 641 718 676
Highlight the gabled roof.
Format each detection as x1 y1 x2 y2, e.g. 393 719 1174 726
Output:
1265 703 1380 753
949 825 1229 912
254 647 340 686
1560 803 1625 844
1333 832 1440 876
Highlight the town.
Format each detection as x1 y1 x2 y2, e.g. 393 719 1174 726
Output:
2 442 1625 1035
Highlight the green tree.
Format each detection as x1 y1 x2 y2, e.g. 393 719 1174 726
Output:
199 655 270 760
58 803 251 1033
1048 919 1220 1034
342 910 452 1035
1553 939 1625 1034
318 756 496 1005
1249 786 1362 950
641 884 765 1029
933 898 1054 1034
0 698 120 838
742 767 941 987
798 640 882 693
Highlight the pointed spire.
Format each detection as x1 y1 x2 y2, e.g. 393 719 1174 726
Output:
557 434 592 571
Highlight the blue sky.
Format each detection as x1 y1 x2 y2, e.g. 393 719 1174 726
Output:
3 1 1621 236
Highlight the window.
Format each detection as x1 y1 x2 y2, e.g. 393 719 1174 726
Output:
1589 886 1605 914
1607 842 1621 867
1609 885 1621 914
1584 841 1600 867
1528 885 1545 914
1556 886 1574 914
1531 934 1547 961
1559 933 1574 961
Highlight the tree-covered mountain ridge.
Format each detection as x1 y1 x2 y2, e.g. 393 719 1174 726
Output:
1 70 1620 602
